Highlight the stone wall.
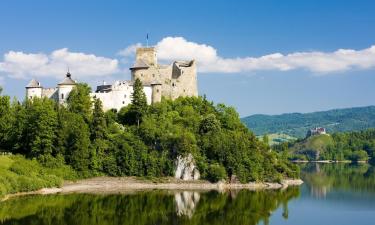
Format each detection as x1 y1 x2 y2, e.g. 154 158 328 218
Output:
131 48 198 101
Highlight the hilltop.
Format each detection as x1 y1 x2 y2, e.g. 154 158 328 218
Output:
242 106 375 138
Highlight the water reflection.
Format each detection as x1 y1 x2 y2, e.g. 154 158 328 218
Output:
0 188 299 225
301 163 375 198
174 191 200 218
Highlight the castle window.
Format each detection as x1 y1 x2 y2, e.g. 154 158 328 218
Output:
122 101 125 104
61 93 64 99
152 74 155 78
157 89 159 93
124 94 127 98
172 83 176 87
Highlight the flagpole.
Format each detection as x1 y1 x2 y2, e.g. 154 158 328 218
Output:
146 33 149 47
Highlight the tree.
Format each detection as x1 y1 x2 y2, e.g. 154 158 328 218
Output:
90 98 108 173
0 94 12 150
67 83 92 121
91 98 107 140
23 98 58 157
63 112 92 176
199 113 221 134
130 78 148 127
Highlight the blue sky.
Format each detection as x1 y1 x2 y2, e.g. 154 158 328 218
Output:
0 0 374 116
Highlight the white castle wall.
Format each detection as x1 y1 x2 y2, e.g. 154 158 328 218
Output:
58 85 75 105
26 87 42 100
91 81 153 111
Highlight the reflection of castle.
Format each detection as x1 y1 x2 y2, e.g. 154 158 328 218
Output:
25 47 198 111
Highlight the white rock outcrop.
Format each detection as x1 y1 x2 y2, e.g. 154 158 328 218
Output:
175 154 200 180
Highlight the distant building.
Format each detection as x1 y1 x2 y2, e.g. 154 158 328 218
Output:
25 46 198 111
306 127 326 137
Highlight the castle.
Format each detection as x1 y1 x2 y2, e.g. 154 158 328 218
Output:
26 47 198 111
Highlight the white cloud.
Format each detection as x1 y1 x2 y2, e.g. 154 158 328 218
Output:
121 36 375 74
117 43 142 57
0 48 119 79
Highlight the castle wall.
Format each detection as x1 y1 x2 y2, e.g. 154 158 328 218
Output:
58 85 75 105
171 61 198 99
26 87 42 100
42 88 58 101
131 47 198 101
91 82 152 111
136 47 157 66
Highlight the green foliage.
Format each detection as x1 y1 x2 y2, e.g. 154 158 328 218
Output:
0 84 299 195
206 163 227 182
0 155 76 197
67 83 92 121
279 129 375 162
128 78 148 127
242 106 375 138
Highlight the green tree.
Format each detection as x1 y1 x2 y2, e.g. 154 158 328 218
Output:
130 78 148 127
67 83 92 121
61 112 91 176
199 113 221 134
0 94 13 150
23 98 58 157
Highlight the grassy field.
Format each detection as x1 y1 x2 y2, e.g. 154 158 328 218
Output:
258 133 297 146
0 155 77 197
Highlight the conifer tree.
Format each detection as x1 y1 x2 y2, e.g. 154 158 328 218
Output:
130 78 148 127
91 98 107 140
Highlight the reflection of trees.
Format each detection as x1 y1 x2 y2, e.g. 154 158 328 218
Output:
0 188 300 225
301 163 375 198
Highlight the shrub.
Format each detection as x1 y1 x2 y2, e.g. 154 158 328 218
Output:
206 163 227 183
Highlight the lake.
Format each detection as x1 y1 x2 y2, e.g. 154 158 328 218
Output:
1 163 374 225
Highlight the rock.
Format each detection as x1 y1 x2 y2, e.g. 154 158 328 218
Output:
175 154 200 180
230 175 240 184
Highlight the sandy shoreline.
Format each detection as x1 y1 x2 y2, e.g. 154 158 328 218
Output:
2 177 303 201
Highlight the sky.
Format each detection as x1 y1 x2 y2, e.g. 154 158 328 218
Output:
0 0 374 116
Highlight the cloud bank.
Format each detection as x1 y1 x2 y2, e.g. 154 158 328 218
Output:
1 37 375 81
121 37 375 74
0 48 119 79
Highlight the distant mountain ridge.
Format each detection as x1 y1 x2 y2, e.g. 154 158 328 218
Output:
241 106 375 138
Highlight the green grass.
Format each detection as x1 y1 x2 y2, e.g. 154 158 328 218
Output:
0 155 77 197
257 133 297 146
0 156 13 170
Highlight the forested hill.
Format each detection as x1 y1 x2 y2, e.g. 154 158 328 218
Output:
241 106 375 138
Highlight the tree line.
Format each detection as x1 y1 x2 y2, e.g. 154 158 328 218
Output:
0 79 298 182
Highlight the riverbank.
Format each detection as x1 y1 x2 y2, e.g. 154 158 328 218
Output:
291 160 368 163
2 177 303 201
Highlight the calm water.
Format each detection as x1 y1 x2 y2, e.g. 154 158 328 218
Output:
1 163 375 225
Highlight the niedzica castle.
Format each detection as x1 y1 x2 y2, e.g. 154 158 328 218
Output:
25 47 198 111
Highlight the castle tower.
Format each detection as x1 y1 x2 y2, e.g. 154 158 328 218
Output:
151 82 162 104
26 79 42 100
135 47 157 66
58 71 76 104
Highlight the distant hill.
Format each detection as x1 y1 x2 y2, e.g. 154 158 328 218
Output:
289 134 334 160
242 106 375 138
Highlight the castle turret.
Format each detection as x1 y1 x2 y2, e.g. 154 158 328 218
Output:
135 47 157 66
26 79 42 100
151 82 162 104
58 71 76 104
